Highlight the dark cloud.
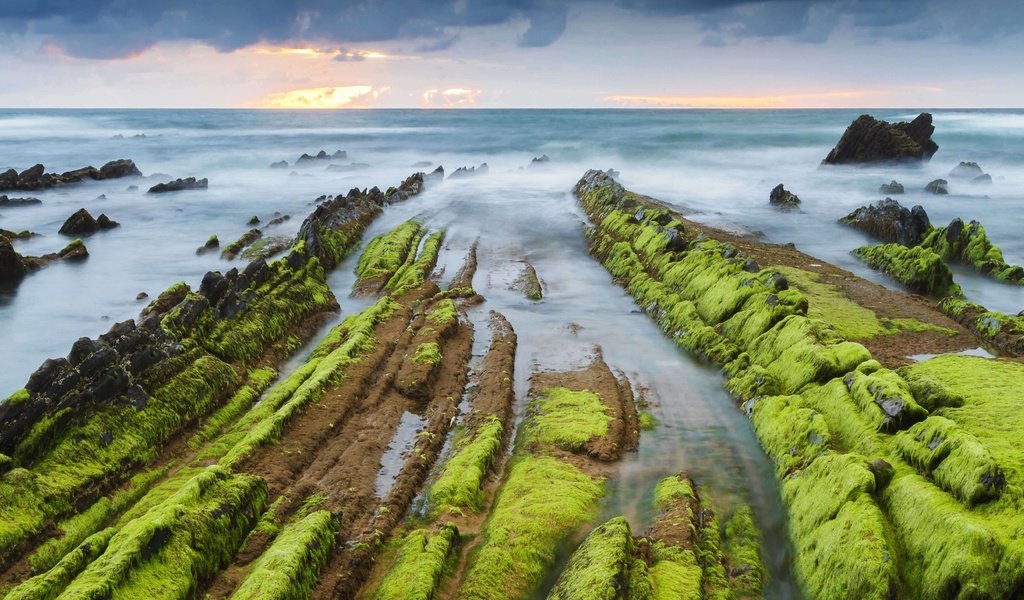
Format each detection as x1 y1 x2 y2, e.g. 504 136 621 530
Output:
0 0 1021 58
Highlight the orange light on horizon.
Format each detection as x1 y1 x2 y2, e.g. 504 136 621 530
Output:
253 47 389 60
261 85 390 109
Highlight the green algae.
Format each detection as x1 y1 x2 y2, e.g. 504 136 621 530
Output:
722 506 766 598
853 243 962 297
426 298 457 326
547 517 633 600
411 341 442 366
745 394 830 475
921 218 1024 283
429 416 503 513
188 367 278 450
49 467 266 599
231 509 338 600
844 368 929 432
386 230 445 295
355 221 423 288
781 453 898 599
4 528 116 600
652 474 695 512
646 543 702 600
373 524 459 600
521 387 613 454
459 455 604 600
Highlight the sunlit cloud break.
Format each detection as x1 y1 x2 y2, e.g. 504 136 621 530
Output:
253 47 389 61
422 88 481 107
262 85 390 109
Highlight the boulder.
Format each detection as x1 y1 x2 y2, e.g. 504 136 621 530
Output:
0 237 26 282
57 239 89 260
840 198 932 246
98 159 142 179
58 208 119 235
247 215 260 226
949 161 983 178
879 180 905 194
769 184 801 209
972 173 993 185
147 177 209 193
196 235 219 255
925 179 949 195
823 113 938 164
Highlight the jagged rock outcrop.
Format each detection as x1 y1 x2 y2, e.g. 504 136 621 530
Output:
529 154 550 167
925 179 949 194
0 237 26 282
448 163 489 179
0 159 141 191
840 198 931 247
769 183 801 209
58 208 120 235
1 239 90 284
295 150 346 164
147 177 209 193
823 113 938 164
879 180 905 194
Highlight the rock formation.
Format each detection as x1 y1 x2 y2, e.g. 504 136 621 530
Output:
879 180 905 194
58 208 119 235
147 177 209 193
841 198 931 247
823 113 938 164
925 179 949 194
769 183 801 209
0 159 141 191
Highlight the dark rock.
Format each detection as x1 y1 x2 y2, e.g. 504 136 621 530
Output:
147 177 208 193
879 180 905 194
0 229 39 241
59 208 117 235
247 215 260 226
269 160 289 169
949 161 983 178
426 166 445 184
840 198 932 247
195 235 219 255
529 154 551 167
296 150 346 164
267 214 290 227
95 194 107 200
98 159 142 179
136 292 148 300
972 173 992 185
823 113 938 164
0 195 42 207
924 179 949 195
0 160 140 191
0 237 26 282
768 184 801 209
58 239 89 260
126 185 139 192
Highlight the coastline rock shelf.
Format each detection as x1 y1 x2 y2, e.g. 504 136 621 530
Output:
3 167 1024 600
574 168 1024 599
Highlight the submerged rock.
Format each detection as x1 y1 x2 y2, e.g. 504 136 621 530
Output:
769 183 801 209
269 160 289 169
195 235 219 255
295 150 347 164
0 237 26 282
0 159 141 191
823 113 938 164
0 229 39 241
972 173 993 185
840 198 931 247
147 177 209 193
529 154 551 167
58 208 119 235
0 195 42 207
325 162 371 172
879 180 905 194
426 166 445 184
924 179 949 195
448 163 489 179
247 215 260 226
949 161 984 178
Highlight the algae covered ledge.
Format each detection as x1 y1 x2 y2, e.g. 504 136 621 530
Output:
573 168 1024 599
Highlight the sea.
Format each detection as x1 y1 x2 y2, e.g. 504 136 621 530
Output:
2 108 1022 597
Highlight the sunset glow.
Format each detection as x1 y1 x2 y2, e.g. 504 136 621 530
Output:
262 85 390 109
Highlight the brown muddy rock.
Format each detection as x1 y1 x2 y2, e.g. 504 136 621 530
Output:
925 179 949 194
147 177 208 193
768 184 801 209
449 241 478 290
840 198 931 246
58 208 119 235
512 261 543 300
0 238 27 283
0 159 141 191
0 195 41 207
823 113 938 164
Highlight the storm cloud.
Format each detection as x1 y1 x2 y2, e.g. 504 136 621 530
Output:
0 0 1021 58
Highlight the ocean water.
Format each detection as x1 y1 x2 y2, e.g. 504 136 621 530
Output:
2 108 1022 597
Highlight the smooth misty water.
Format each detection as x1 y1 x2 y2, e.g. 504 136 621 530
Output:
2 109 1022 597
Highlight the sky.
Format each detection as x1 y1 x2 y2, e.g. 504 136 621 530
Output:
0 0 1022 109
